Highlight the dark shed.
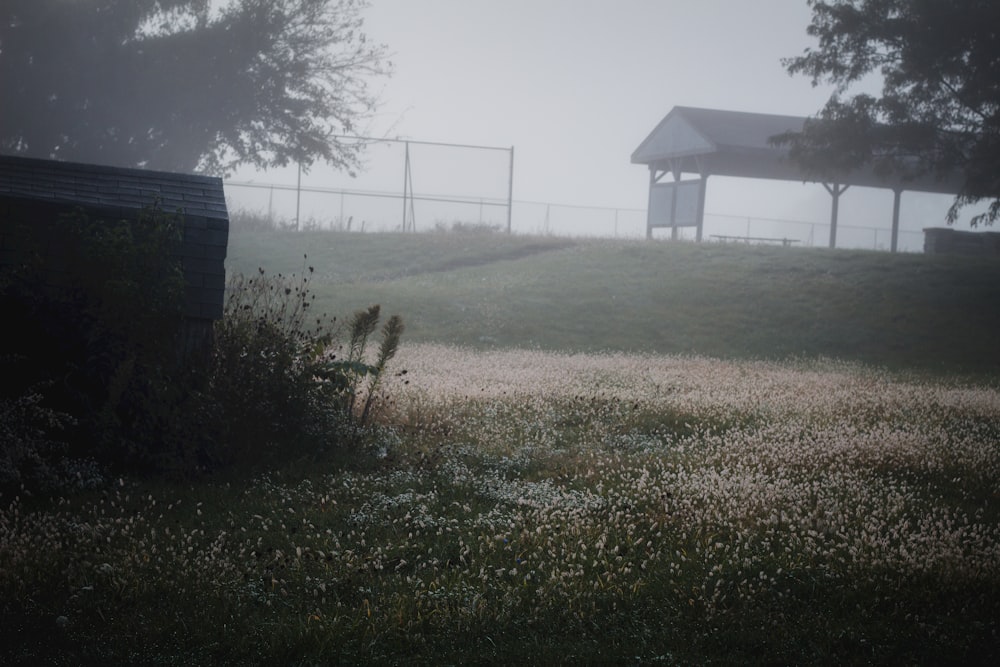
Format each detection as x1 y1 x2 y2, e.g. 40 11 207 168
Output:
0 154 229 355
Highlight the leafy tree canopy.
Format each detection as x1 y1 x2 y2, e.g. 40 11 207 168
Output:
781 0 1000 225
0 0 390 175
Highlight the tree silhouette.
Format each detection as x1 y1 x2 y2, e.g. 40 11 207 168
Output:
780 0 1000 225
1 0 390 175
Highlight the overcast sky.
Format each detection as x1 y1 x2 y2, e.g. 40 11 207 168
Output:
232 0 984 248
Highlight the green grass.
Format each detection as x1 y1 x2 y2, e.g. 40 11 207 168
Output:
226 229 1000 374
3 347 999 665
4 228 1000 665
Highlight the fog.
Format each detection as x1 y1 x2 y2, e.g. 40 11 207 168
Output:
222 0 988 248
7 0 987 245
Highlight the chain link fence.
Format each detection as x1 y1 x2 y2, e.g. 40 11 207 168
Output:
223 180 925 252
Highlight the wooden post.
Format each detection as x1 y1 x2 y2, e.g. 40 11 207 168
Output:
669 163 681 241
669 180 679 241
695 175 708 242
645 167 656 239
891 189 902 253
823 183 849 249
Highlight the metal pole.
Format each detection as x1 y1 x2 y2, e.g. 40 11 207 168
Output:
399 141 410 232
267 186 274 228
401 141 410 231
295 163 302 231
506 146 514 234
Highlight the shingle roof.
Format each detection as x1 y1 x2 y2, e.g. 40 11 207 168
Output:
0 154 229 321
0 154 227 219
631 107 804 164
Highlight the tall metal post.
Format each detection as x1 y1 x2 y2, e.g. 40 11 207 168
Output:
267 185 274 228
295 162 302 231
401 141 410 231
506 146 514 234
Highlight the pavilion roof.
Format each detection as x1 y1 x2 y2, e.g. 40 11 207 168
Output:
631 106 961 195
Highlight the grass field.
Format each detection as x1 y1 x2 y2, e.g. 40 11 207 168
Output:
3 229 999 664
227 229 1000 374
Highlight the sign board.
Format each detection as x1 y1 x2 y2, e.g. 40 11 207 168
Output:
649 179 701 227
649 179 701 228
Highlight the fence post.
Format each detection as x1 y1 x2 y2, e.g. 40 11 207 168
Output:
401 141 410 231
295 163 302 231
506 146 515 234
267 186 274 228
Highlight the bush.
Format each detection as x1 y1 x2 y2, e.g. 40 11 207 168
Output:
0 372 92 495
208 263 404 469
1 205 404 486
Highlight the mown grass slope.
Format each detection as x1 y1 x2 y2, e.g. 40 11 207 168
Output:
227 230 1000 375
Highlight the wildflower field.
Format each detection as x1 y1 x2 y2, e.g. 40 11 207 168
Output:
3 343 999 664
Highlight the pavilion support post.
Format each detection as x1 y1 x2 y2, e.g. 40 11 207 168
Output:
645 167 657 239
506 145 514 234
669 163 681 241
829 186 838 249
695 174 708 242
670 185 679 241
891 189 902 253
823 182 849 249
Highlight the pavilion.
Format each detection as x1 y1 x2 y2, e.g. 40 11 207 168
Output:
631 106 963 251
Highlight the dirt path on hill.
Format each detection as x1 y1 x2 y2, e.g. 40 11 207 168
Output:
363 239 576 282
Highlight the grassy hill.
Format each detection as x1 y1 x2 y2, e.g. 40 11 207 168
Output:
226 229 1000 375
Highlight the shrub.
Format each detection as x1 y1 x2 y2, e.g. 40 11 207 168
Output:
208 263 404 469
0 372 87 495
1 204 404 484
433 219 502 234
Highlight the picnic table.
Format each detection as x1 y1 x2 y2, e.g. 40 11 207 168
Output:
711 235 800 247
